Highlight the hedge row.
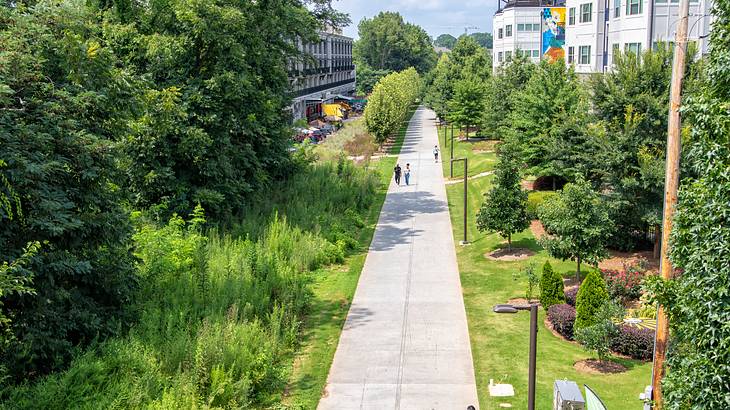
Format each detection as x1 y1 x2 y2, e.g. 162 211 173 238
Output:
364 68 421 143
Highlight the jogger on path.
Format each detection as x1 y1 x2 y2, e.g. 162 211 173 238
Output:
433 145 440 162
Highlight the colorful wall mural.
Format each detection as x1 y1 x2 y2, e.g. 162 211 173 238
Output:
541 7 566 62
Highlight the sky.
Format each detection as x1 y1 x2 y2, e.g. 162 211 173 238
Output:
334 0 499 40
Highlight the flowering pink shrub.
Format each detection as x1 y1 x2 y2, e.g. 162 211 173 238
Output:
602 260 646 302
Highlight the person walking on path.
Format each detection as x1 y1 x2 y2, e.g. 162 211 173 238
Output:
404 163 411 186
394 163 402 185
433 145 440 162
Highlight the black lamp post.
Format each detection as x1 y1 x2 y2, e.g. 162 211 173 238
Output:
493 303 538 410
450 157 468 245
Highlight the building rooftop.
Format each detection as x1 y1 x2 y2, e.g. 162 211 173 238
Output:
497 0 565 12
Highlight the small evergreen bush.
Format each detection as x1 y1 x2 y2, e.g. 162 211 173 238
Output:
539 261 565 309
575 269 609 330
547 304 576 340
610 325 654 360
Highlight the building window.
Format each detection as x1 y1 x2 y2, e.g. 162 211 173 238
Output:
498 28 503 39
614 0 621 16
532 49 540 58
626 0 642 15
625 42 642 56
568 46 575 63
517 23 525 31
580 3 593 23
569 8 576 25
506 25 513 37
612 43 620 63
498 51 503 62
505 50 512 61
579 45 591 64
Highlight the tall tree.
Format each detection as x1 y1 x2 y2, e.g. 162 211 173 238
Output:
647 2 730 406
589 45 695 252
448 75 487 139
354 12 436 73
538 177 613 280
482 53 536 139
502 59 590 184
476 155 530 250
434 34 457 49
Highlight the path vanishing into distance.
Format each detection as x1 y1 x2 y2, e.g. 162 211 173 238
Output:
319 107 479 409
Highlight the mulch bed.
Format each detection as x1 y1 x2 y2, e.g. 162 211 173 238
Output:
485 247 535 261
507 298 540 308
529 220 545 239
574 359 628 374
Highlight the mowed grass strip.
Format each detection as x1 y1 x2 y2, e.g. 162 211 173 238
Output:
440 138 652 409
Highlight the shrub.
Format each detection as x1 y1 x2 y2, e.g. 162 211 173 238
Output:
539 261 565 309
526 191 557 219
602 259 646 303
610 325 654 360
565 287 579 307
547 304 576 340
574 302 622 362
575 269 609 330
514 263 539 300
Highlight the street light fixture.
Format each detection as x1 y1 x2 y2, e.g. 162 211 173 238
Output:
451 157 469 245
493 303 538 410
450 123 455 178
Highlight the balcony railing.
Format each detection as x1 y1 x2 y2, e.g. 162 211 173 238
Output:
293 78 356 98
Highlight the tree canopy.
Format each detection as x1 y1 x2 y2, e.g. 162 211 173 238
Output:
364 68 421 143
469 32 493 49
434 34 457 49
354 12 436 74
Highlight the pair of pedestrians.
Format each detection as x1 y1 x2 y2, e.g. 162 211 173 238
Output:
393 163 411 186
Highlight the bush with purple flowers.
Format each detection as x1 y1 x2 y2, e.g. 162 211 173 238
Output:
610 325 654 360
547 303 576 340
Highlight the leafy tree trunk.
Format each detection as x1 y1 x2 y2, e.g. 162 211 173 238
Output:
508 233 512 251
653 225 661 259
552 176 556 191
576 256 581 281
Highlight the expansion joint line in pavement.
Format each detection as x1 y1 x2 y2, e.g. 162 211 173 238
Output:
393 150 421 410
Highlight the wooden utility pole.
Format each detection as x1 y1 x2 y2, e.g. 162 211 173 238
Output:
651 0 690 407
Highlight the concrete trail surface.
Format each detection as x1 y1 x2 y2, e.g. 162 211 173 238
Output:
318 107 479 409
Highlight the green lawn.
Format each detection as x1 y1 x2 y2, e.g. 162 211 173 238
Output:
437 127 497 179
440 139 652 409
280 112 409 408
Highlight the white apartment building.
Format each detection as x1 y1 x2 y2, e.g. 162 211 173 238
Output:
493 0 714 73
493 0 549 69
289 31 356 121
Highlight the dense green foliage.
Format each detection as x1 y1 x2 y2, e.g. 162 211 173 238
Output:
574 269 609 330
424 36 491 121
354 12 436 74
482 54 536 139
0 0 346 383
469 32 493 49
539 261 565 309
476 156 529 249
502 60 588 182
0 3 138 378
538 177 613 278
356 65 391 95
646 2 730 406
434 34 457 49
364 68 421 143
3 160 381 407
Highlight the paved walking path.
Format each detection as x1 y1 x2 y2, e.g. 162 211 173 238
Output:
319 107 479 410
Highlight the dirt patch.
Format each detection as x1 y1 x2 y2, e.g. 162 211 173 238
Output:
530 220 546 239
574 359 627 374
599 250 659 273
486 247 535 261
507 298 540 307
521 179 535 190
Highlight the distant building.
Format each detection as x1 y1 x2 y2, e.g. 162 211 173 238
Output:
289 31 356 122
492 0 715 73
